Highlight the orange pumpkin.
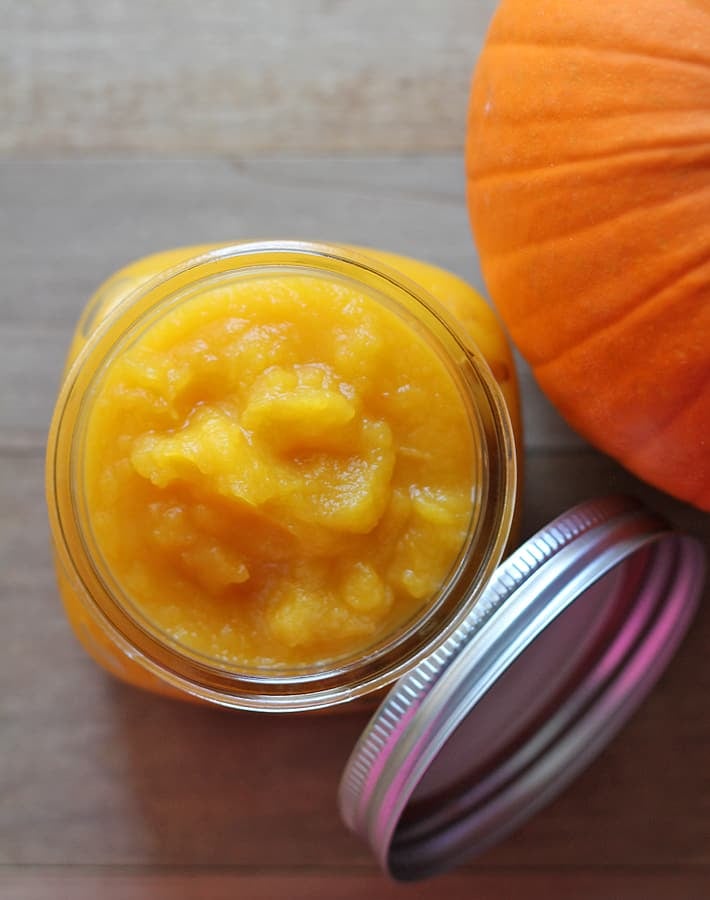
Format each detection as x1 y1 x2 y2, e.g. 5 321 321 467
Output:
466 0 710 510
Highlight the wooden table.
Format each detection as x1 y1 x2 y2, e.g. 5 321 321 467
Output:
2 4 709 899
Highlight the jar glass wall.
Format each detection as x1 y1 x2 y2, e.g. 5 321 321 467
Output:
46 241 518 711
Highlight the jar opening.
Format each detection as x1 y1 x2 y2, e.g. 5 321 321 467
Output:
48 242 517 710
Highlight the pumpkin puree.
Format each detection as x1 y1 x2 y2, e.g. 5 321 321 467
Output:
82 253 487 668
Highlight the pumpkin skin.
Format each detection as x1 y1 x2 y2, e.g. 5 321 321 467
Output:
466 0 710 510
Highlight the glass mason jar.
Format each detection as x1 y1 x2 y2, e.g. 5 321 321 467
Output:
46 241 519 712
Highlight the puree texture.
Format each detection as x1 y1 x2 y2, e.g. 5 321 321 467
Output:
84 272 476 667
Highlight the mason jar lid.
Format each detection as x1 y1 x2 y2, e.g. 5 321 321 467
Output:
338 495 706 881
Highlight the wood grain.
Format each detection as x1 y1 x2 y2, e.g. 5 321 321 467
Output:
1 0 496 156
1 159 709 895
2 871 710 900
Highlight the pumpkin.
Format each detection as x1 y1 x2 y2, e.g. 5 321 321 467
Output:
466 0 710 510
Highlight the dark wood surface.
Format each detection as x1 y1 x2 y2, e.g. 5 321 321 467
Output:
1 159 708 899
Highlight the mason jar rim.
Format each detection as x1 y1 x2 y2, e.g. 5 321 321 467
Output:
46 240 518 711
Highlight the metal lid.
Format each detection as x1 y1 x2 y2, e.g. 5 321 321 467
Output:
338 495 706 881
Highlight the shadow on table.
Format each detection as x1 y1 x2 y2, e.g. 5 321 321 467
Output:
107 680 372 867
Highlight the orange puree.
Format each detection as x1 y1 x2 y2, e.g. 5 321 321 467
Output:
83 264 479 668
50 244 520 695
